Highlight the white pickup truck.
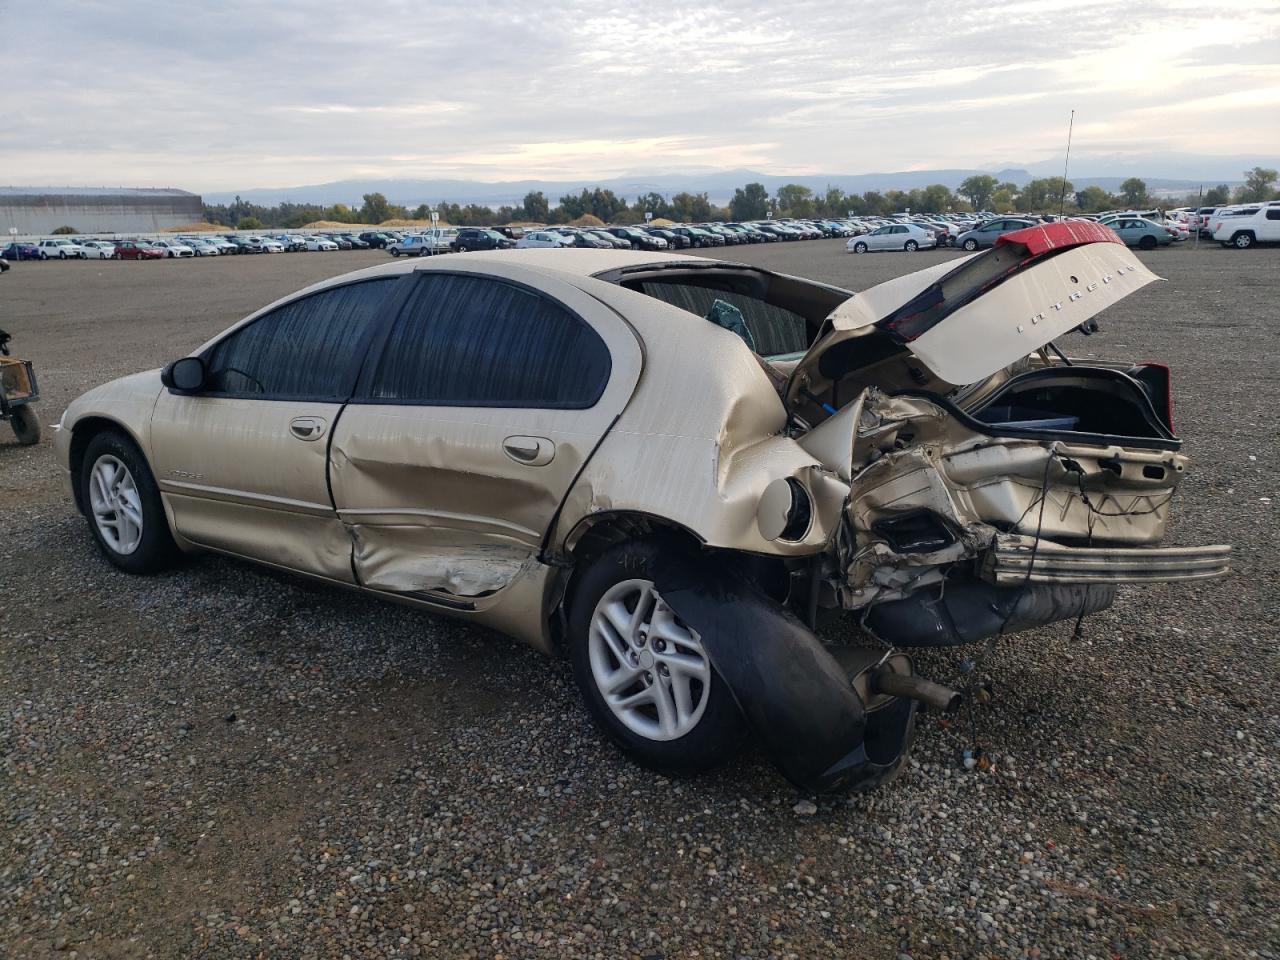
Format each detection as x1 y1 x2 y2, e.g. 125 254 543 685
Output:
1212 201 1280 248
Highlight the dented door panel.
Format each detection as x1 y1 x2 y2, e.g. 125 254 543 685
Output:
333 406 610 596
330 261 644 607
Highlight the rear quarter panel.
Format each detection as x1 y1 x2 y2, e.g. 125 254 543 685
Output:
550 277 842 557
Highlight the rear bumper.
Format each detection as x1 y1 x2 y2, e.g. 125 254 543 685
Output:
985 536 1231 585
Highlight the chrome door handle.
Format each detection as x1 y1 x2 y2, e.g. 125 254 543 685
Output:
289 416 327 441
503 435 555 467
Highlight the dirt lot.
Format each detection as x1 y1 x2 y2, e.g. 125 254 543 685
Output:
1 243 1276 959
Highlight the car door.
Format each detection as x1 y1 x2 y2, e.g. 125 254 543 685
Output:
149 275 406 581
329 260 642 607
977 221 1002 245
1113 219 1138 244
1263 207 1280 241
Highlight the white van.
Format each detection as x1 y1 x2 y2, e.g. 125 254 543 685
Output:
1212 202 1280 248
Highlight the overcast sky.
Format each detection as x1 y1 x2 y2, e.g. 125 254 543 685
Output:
2 0 1277 191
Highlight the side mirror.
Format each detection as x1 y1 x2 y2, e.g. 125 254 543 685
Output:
161 356 206 392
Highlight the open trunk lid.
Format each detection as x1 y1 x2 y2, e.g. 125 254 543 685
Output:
787 222 1161 398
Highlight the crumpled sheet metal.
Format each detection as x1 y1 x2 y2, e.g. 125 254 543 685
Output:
654 555 915 793
350 531 533 596
553 279 849 557
847 391 1182 547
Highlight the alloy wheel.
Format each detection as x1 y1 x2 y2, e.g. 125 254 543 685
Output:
88 454 144 554
588 579 711 742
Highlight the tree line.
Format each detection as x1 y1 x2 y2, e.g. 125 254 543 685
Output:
203 167 1279 229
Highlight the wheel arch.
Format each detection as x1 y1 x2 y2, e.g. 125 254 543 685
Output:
550 511 704 653
68 415 149 514
552 510 791 654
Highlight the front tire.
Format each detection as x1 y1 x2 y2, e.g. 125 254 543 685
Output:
962 238 979 251
10 405 40 445
79 431 179 574
568 541 744 776
853 241 868 254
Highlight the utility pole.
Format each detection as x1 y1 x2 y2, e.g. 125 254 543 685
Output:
1059 110 1075 219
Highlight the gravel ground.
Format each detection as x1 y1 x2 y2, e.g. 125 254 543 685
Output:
1 242 1276 959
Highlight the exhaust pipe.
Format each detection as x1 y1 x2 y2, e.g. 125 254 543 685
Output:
872 669 963 713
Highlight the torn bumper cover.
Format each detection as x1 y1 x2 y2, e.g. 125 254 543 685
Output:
655 556 917 794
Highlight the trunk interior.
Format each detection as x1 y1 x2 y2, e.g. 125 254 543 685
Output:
961 365 1179 450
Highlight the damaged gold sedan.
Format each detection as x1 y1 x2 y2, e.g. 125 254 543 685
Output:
57 223 1229 792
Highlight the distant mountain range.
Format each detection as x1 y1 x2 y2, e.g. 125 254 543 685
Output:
202 154 1273 207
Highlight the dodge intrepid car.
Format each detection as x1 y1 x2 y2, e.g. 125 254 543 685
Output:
57 223 1229 792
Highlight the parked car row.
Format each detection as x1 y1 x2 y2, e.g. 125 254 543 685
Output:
9 201 1275 266
0 230 393 261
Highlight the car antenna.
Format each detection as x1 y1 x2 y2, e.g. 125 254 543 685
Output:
1058 109 1075 219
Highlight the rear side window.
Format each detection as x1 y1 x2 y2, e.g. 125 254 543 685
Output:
1267 209 1280 221
203 278 398 399
634 279 809 358
360 274 611 408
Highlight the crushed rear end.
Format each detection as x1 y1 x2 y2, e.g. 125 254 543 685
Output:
662 223 1229 792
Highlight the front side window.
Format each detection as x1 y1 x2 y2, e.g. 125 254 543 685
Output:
360 274 611 408
203 278 399 399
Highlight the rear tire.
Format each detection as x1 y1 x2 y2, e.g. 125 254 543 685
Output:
10 405 40 445
568 540 745 776
904 240 919 252
79 431 180 575
1232 232 1254 249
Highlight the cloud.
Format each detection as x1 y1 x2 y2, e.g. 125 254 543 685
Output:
0 0 1276 190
